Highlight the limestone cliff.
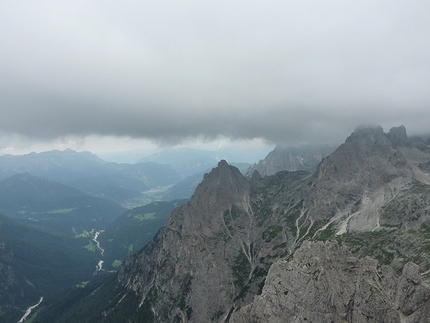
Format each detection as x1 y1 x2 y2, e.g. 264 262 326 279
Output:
117 160 257 322
230 241 430 323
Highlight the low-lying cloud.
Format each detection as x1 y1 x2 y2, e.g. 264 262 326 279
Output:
1 0 429 148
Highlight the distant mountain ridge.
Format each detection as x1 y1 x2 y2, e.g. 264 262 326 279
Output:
0 149 105 182
0 148 259 208
138 147 261 179
247 143 336 177
0 150 181 207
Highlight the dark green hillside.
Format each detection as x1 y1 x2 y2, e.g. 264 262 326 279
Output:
14 195 125 235
31 200 187 322
0 173 125 235
99 199 187 271
31 274 126 323
0 173 84 206
0 214 98 322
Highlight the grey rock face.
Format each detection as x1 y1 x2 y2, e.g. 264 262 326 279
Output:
230 241 430 323
387 125 410 148
309 125 430 228
117 160 256 322
247 144 336 177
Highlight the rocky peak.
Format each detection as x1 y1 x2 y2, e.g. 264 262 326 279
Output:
116 160 255 322
343 124 392 158
195 160 249 199
310 125 415 225
316 125 409 184
387 125 410 148
346 124 385 142
189 160 250 227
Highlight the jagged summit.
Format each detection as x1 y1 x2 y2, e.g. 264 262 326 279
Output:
194 160 249 202
311 124 430 232
387 125 410 147
347 124 409 148
316 125 412 184
346 124 388 148
201 159 244 184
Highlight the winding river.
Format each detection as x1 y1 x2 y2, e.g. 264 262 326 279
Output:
18 297 43 323
92 230 105 273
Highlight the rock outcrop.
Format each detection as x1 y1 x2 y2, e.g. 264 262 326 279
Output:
117 160 256 322
230 241 430 323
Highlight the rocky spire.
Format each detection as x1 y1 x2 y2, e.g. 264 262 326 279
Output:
117 160 253 322
387 125 410 148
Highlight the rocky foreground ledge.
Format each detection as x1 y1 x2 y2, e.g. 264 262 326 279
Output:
230 241 430 323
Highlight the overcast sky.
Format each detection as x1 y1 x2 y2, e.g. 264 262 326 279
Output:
1 0 429 154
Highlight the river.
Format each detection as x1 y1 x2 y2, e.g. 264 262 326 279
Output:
18 297 43 323
92 230 105 273
92 229 105 256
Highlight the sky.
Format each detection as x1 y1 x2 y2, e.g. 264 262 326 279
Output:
1 0 429 155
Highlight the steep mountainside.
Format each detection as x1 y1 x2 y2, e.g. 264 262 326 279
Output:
0 214 98 322
98 199 188 271
34 125 430 323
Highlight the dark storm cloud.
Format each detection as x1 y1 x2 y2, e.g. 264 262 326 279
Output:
1 0 430 146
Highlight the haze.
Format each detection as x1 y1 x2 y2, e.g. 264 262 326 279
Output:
1 0 429 154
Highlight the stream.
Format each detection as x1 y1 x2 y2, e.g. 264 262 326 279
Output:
18 297 43 323
92 230 105 273
92 230 105 256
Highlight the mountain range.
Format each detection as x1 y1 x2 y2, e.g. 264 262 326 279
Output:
30 125 430 322
0 149 255 209
0 150 175 206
